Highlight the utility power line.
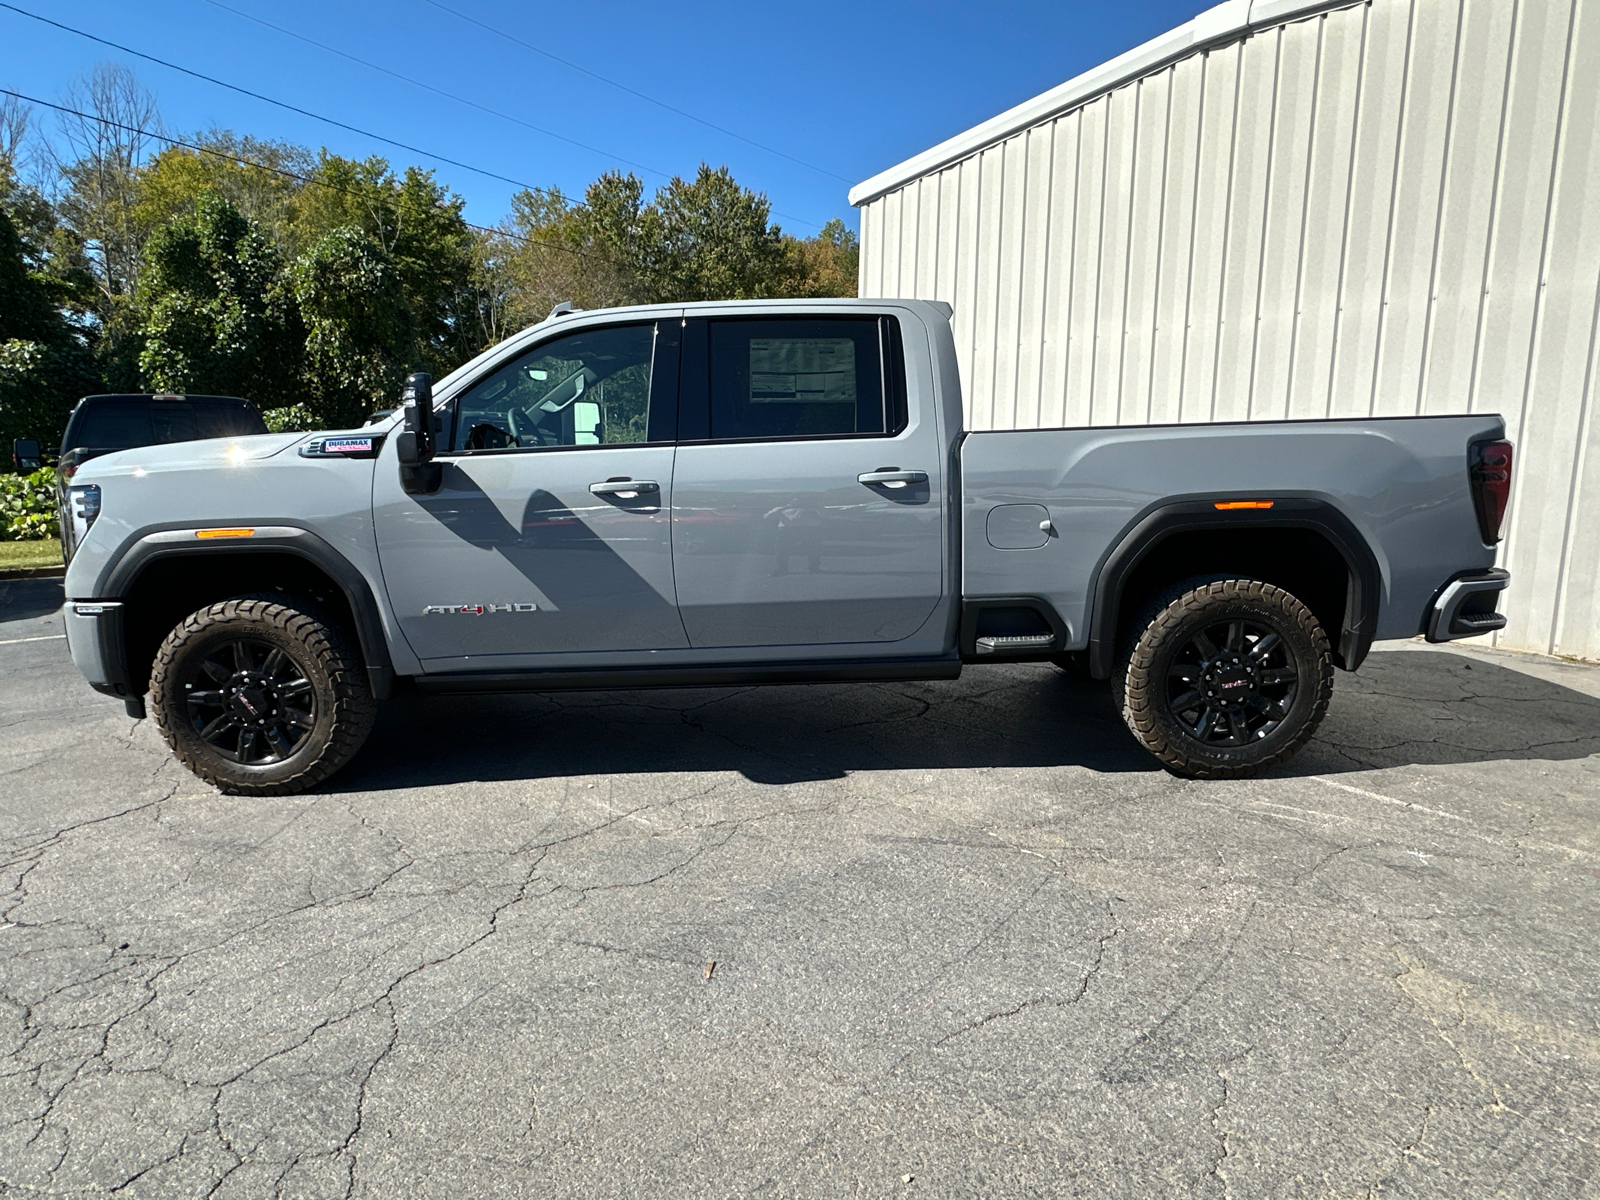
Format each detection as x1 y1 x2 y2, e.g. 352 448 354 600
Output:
0 87 613 266
0 2 546 195
417 0 853 185
196 0 824 230
197 0 668 182
1 2 827 231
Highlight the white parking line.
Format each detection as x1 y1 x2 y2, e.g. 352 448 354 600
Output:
0 634 66 645
1309 775 1465 821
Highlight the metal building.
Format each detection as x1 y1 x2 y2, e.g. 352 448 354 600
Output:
851 0 1600 663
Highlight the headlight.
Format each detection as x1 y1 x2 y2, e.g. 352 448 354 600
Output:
68 484 101 544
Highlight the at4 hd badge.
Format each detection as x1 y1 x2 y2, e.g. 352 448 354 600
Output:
423 603 540 615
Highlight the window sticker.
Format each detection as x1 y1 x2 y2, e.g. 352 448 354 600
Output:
749 338 856 404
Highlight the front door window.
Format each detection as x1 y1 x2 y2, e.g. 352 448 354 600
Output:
452 324 655 452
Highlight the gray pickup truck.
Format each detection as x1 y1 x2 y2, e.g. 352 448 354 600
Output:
60 299 1513 794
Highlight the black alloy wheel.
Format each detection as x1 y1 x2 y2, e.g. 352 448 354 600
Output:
1115 577 1333 779
1164 618 1299 747
179 636 318 764
150 595 376 795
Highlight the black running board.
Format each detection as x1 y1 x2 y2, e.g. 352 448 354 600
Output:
413 656 963 694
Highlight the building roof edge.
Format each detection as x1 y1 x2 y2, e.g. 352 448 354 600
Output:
849 0 1356 208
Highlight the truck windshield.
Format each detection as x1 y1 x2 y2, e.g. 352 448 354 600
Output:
63 396 269 454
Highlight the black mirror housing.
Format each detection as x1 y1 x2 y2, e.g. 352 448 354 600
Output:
397 371 442 495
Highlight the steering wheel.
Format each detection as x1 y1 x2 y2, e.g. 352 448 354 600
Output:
507 406 545 447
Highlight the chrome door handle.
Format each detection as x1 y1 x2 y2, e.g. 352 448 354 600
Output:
857 469 928 489
589 479 660 497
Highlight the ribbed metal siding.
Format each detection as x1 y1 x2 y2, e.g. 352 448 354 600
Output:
858 0 1600 663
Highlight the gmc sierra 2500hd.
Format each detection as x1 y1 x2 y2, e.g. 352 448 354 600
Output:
60 299 1513 794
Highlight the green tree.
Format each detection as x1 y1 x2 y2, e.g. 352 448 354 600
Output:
291 226 409 428
51 65 164 382
0 164 101 454
492 164 799 316
782 217 859 298
0 206 60 344
0 338 100 460
136 191 303 406
636 164 787 302
480 180 639 337
135 133 309 253
293 153 478 370
574 172 649 301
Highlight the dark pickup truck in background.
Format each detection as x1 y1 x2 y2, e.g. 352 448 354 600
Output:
55 393 267 563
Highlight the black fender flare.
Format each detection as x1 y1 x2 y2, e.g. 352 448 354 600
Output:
1084 497 1382 679
101 523 396 699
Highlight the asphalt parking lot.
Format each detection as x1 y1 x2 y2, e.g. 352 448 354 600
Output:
2 577 1597 1199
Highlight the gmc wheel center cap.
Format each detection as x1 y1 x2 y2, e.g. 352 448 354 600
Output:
1205 659 1257 703
230 679 272 719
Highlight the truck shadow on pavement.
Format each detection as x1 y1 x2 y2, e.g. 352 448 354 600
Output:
334 649 1600 789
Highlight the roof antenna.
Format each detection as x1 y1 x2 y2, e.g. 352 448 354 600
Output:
547 301 581 321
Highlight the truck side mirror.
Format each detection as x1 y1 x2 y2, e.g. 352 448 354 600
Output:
12 438 41 474
396 372 443 495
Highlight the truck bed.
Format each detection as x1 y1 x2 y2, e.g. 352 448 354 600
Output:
960 413 1504 658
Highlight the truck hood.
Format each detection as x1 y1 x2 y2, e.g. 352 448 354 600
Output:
72 431 313 480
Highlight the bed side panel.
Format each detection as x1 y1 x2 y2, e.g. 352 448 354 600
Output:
960 416 1504 647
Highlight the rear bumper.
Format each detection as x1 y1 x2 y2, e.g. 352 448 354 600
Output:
1426 569 1509 643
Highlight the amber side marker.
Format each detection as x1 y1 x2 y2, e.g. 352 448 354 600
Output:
195 527 256 539
1213 500 1275 511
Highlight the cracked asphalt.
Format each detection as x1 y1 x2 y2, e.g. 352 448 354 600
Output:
2 578 1599 1199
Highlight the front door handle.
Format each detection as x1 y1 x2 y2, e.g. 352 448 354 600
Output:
857 469 928 489
589 478 660 498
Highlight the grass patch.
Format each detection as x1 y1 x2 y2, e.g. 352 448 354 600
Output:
0 538 63 570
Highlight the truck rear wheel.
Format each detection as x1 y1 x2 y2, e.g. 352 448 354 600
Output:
150 596 376 795
1114 578 1332 779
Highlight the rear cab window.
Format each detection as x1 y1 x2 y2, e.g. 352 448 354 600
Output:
63 396 267 454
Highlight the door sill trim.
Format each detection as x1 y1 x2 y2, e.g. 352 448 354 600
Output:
412 656 962 694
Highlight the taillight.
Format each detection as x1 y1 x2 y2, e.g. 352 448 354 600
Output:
1469 439 1513 544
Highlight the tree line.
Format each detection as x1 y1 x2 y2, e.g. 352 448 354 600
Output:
0 66 859 449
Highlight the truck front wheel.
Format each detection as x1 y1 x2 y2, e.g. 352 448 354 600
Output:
150 596 376 795
1115 578 1333 779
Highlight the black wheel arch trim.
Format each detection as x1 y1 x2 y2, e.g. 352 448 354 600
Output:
98 523 396 700
1085 495 1381 680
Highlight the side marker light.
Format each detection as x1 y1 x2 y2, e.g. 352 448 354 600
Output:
1214 500 1275 511
195 528 256 539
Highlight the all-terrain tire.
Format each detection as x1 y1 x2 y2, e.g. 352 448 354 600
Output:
150 595 376 795
1114 577 1333 779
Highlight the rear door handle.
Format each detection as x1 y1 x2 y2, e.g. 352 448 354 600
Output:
589 478 660 497
857 469 928 489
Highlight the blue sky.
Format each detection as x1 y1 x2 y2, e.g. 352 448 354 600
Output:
3 0 1214 236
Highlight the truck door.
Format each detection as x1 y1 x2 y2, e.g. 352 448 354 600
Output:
373 319 686 665
670 315 945 649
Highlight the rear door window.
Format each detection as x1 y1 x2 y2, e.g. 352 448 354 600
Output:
705 317 899 441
